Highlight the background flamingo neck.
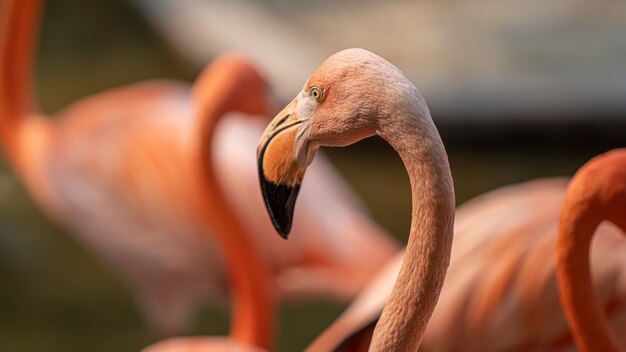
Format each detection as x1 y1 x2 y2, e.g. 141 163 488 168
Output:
557 195 622 352
0 0 41 163
190 71 275 349
370 101 455 350
192 69 233 137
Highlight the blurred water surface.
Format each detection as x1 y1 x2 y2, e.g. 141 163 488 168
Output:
0 0 621 351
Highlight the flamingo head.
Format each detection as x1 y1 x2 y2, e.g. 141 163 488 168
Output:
257 48 413 238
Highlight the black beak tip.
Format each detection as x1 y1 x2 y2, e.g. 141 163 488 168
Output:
258 172 301 240
276 224 291 240
264 185 295 240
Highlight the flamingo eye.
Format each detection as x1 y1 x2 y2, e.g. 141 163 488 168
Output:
310 86 324 102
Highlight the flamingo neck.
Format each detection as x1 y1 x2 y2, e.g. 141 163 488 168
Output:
191 72 274 349
370 93 455 350
557 181 622 352
0 0 42 163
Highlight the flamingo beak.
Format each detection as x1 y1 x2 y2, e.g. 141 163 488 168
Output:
257 100 308 239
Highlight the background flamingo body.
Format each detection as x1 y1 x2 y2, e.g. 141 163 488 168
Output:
311 177 626 351
32 82 229 335
1 0 398 337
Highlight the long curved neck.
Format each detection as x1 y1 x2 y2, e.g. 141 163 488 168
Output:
557 169 623 352
0 0 41 159
191 70 274 349
370 96 455 350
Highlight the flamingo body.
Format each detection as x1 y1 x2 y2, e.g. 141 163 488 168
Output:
310 178 626 351
424 178 626 351
24 82 228 333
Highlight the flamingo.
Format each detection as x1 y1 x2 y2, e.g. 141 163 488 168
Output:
257 48 456 350
305 174 626 351
557 149 626 352
1 0 398 336
256 48 626 351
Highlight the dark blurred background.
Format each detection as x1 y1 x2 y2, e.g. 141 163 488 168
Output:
0 0 623 351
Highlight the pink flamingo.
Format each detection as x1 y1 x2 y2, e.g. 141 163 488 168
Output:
257 48 626 351
1 0 397 338
557 149 626 352
257 48 456 350
307 177 626 351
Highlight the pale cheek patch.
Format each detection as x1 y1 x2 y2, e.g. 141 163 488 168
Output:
296 94 316 122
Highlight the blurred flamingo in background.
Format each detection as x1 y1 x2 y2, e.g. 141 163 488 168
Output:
0 0 398 337
1 0 275 343
557 149 626 352
257 48 456 351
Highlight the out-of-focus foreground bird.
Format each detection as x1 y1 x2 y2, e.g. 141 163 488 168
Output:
307 173 626 350
557 149 626 352
0 0 398 337
257 48 456 351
